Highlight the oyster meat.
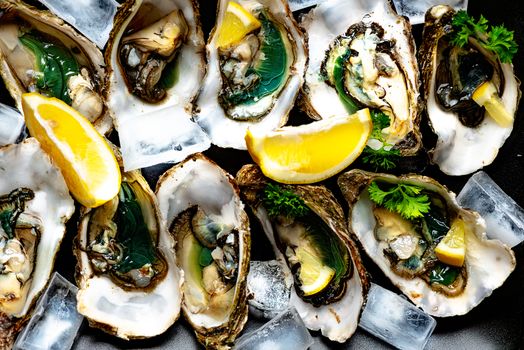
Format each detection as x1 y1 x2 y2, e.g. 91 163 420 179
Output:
338 169 516 316
0 138 74 347
195 0 307 150
0 0 111 134
236 164 368 342
75 165 182 339
300 0 422 155
156 154 250 348
419 5 521 175
105 0 210 171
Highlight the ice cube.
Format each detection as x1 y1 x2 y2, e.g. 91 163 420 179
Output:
359 283 436 350
234 307 313 350
288 0 327 12
0 103 24 146
13 272 84 350
247 260 292 319
38 0 119 48
457 171 524 247
392 0 468 25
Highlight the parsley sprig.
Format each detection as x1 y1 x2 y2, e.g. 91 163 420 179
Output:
368 181 431 220
361 111 400 171
451 10 518 63
263 183 309 219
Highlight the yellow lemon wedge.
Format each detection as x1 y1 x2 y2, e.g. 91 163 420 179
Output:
435 218 466 267
216 1 261 49
296 245 335 296
472 81 513 127
22 92 121 208
245 108 372 184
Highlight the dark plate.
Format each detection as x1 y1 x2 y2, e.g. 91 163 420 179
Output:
2 0 523 349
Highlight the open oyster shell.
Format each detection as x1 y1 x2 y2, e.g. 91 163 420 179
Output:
300 0 422 155
195 0 307 150
0 0 112 134
236 164 368 342
105 0 210 171
419 5 521 175
75 164 182 339
338 169 516 317
156 154 250 349
0 138 75 347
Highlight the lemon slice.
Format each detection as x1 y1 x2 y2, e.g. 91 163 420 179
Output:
296 246 335 296
435 218 466 267
472 81 513 127
246 108 372 184
216 1 261 49
22 92 121 208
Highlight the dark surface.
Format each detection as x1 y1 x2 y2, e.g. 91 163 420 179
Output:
2 0 523 349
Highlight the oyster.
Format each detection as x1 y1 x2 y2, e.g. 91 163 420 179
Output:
419 6 521 175
105 0 210 171
236 165 368 342
75 165 182 339
155 154 250 348
195 0 307 150
0 138 75 347
300 0 422 155
338 169 516 317
0 0 111 134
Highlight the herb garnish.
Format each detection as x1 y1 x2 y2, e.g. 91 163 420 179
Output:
451 10 518 63
361 111 400 171
263 183 309 219
368 181 431 220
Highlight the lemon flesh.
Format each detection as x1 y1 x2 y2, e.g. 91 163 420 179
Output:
295 245 335 296
216 1 261 49
22 92 121 208
435 218 466 267
472 81 513 127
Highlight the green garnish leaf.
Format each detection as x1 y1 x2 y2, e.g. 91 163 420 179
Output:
368 181 431 220
263 183 309 219
451 10 518 63
361 145 400 171
370 110 391 140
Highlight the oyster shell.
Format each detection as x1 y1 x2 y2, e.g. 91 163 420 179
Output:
300 0 422 155
419 5 521 175
155 154 250 349
236 164 368 342
105 0 210 171
338 169 516 317
0 138 75 347
75 166 182 339
0 0 112 134
195 0 307 150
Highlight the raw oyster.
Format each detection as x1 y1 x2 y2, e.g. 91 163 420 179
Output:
236 164 368 342
300 0 422 155
419 6 521 175
75 165 182 339
195 0 307 150
338 169 516 317
156 154 250 348
0 138 75 347
0 0 112 134
105 0 210 171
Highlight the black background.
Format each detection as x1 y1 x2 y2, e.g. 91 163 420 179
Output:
1 0 523 348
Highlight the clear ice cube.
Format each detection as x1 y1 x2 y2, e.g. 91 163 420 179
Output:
0 103 24 146
13 272 83 350
288 0 327 12
247 261 292 319
234 307 313 350
457 171 524 247
38 0 119 48
359 283 436 350
392 0 468 24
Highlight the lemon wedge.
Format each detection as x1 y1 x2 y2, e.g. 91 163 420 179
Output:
435 218 466 267
472 81 513 127
216 1 261 49
22 92 121 208
296 245 335 296
245 108 372 184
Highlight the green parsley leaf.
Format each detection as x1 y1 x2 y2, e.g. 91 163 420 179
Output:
368 181 431 220
263 183 309 219
361 145 400 171
370 110 391 141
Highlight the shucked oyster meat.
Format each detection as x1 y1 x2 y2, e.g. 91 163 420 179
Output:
195 0 307 150
236 165 368 342
338 169 515 317
156 154 250 349
0 138 74 348
0 0 111 134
